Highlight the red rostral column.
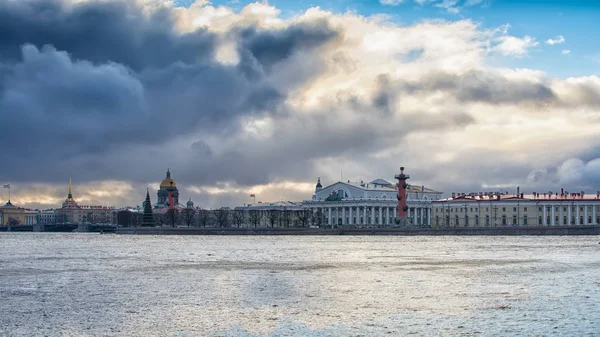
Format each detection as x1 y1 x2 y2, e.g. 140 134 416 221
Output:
394 166 410 225
168 191 175 210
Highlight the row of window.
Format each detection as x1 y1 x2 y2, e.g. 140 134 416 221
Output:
435 215 600 226
436 206 600 213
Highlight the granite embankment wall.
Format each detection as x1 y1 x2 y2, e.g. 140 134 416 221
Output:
116 225 600 236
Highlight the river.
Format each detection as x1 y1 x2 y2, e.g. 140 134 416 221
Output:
1 234 599 336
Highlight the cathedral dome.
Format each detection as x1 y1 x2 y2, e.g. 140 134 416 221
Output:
160 178 177 188
160 169 177 188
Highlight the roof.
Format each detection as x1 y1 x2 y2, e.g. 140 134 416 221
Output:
434 192 600 203
370 179 392 186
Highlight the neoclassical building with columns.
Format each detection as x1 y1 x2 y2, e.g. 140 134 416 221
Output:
302 176 443 227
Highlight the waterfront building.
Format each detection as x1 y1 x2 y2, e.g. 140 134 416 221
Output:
431 189 600 227
37 209 57 224
0 201 37 226
302 168 443 227
55 177 116 224
156 169 179 209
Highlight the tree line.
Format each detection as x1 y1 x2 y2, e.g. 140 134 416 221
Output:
116 208 326 228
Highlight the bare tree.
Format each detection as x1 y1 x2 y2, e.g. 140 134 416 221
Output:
214 208 230 228
132 213 142 227
266 209 280 228
312 209 324 228
8 217 21 226
197 209 211 227
154 213 166 227
281 208 292 228
296 209 312 228
232 210 246 228
182 208 196 227
166 209 179 227
248 210 262 228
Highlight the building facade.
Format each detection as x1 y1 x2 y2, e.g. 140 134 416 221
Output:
0 201 37 226
431 190 600 227
156 169 179 209
302 175 443 227
55 178 116 224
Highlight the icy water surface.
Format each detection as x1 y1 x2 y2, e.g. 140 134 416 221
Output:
1 234 599 336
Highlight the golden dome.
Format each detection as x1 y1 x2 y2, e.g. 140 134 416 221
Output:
160 168 176 188
160 178 176 188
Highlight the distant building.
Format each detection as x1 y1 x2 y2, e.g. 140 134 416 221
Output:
38 209 57 224
156 169 179 209
0 201 37 226
55 177 116 224
303 169 443 227
432 190 600 227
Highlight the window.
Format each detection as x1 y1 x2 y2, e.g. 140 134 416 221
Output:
512 215 517 225
475 208 478 212
502 215 507 225
588 216 592 225
580 216 584 225
446 216 450 226
455 215 459 226
485 215 490 226
539 206 542 212
475 215 479 226
502 207 506 212
465 215 469 226
563 207 567 212
523 215 528 225
435 216 440 225
538 216 543 225
524 207 527 212
513 207 517 212
470 208 473 212
564 216 567 225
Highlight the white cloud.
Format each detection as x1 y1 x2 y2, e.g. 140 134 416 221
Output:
380 0 404 5
561 49 571 55
546 35 565 45
492 34 539 57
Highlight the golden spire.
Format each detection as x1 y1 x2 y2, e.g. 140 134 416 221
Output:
69 176 72 196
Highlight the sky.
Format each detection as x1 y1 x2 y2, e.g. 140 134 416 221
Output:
1 0 599 209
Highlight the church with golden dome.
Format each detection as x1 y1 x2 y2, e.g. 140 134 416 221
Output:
156 169 179 209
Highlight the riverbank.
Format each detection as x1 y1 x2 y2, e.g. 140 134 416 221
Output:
116 225 600 235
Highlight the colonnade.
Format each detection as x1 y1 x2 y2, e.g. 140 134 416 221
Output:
317 204 432 227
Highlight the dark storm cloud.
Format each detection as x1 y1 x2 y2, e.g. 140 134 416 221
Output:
0 0 341 184
0 0 215 71
237 19 339 72
400 70 558 106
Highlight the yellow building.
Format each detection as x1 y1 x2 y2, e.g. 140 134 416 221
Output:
0 201 37 226
432 191 600 227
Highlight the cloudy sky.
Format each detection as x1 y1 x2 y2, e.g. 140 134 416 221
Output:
1 0 599 209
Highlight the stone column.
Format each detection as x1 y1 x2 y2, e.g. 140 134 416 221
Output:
394 207 397 220
427 208 431 226
576 205 580 225
370 206 375 225
568 206 572 225
584 205 588 225
551 206 555 226
543 206 547 226
342 206 346 226
559 205 563 225
379 206 383 226
328 207 332 226
363 206 367 225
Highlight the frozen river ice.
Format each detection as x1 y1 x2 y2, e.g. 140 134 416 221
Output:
1 233 599 336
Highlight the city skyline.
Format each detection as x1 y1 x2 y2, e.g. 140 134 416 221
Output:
1 0 599 210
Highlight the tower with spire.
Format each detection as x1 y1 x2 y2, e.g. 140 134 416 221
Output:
186 197 194 209
62 176 78 208
141 188 155 227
